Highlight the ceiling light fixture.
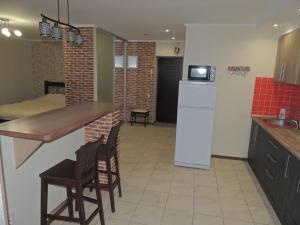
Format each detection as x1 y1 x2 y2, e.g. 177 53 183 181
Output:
0 18 22 38
165 29 170 33
171 37 176 40
297 8 300 12
14 29 22 37
273 24 279 27
39 0 82 45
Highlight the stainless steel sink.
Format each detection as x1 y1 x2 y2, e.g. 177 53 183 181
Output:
262 118 298 129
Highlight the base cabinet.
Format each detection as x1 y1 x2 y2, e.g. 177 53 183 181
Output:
248 120 300 225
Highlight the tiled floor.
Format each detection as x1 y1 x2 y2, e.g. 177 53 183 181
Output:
53 123 281 225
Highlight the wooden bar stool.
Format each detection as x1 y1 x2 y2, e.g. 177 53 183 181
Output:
97 122 122 213
40 137 105 225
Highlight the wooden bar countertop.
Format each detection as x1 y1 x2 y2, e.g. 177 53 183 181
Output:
253 117 300 160
0 102 119 142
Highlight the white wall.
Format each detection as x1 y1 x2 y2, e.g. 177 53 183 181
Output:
0 129 84 225
156 40 185 57
183 24 282 158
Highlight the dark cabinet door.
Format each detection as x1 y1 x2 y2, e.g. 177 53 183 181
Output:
285 156 300 225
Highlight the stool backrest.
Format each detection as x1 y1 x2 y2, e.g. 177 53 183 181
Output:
75 136 103 183
106 122 122 153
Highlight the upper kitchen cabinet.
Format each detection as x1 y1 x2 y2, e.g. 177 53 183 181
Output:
274 28 300 84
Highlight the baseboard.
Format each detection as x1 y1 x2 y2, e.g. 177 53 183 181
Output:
212 154 247 161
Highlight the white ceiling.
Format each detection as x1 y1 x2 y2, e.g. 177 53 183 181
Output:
0 0 300 40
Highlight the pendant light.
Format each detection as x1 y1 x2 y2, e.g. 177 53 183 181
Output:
75 32 83 46
66 0 75 43
40 0 81 45
39 17 50 36
51 0 62 40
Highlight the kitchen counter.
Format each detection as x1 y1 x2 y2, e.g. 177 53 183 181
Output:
253 117 300 160
0 102 119 142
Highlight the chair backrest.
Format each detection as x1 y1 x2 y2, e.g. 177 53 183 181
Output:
75 136 104 183
105 122 122 153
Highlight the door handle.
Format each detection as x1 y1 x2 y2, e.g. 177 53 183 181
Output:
284 155 291 178
297 177 300 193
267 153 277 164
265 169 274 180
268 139 279 149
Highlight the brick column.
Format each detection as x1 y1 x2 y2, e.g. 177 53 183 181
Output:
85 110 120 184
63 27 95 105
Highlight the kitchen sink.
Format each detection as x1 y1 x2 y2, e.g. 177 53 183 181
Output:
262 118 298 129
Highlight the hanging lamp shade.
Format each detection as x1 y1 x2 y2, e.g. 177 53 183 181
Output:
67 28 75 42
39 17 50 36
75 33 83 46
51 22 62 40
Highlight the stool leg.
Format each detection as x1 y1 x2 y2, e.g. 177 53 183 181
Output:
144 115 146 127
114 153 122 197
77 185 86 225
94 172 105 225
131 115 133 126
40 179 48 225
66 187 74 218
106 159 115 212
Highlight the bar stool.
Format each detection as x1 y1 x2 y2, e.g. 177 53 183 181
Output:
40 137 105 225
97 122 122 213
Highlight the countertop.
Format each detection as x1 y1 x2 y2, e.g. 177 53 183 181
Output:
253 117 300 160
0 102 119 142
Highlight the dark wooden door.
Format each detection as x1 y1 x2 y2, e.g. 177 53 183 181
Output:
156 57 183 123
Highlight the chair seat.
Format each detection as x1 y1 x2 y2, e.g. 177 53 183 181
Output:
40 159 76 185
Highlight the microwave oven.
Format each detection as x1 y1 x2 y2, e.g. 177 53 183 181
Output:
188 65 216 82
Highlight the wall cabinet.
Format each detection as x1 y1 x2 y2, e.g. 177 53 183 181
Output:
248 121 300 225
274 28 300 84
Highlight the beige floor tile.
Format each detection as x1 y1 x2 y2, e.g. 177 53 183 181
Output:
223 218 254 225
146 178 172 193
194 175 218 188
131 204 164 225
139 190 168 208
193 214 223 225
249 206 277 225
102 218 130 225
194 186 219 200
166 194 194 215
116 124 279 225
161 209 193 225
219 188 246 204
170 181 194 196
221 202 253 222
194 198 222 217
106 201 137 221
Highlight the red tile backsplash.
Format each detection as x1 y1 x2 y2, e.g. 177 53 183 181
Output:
252 77 300 119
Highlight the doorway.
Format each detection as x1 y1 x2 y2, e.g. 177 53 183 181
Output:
156 57 183 123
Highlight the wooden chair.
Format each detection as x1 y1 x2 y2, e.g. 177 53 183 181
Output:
97 122 122 213
40 137 105 225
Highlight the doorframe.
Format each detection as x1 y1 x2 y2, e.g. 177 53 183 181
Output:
154 56 184 123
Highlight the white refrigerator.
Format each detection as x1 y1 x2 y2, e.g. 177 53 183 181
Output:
175 80 216 169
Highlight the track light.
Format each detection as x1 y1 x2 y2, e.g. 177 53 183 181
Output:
1 27 11 37
14 30 22 37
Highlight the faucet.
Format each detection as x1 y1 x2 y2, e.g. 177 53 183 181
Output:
290 120 300 130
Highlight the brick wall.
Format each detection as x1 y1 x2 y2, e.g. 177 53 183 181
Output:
114 42 156 122
114 42 125 120
63 27 120 184
85 110 120 183
63 27 94 105
252 77 300 120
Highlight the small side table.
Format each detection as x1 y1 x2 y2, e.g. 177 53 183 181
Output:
131 109 150 127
